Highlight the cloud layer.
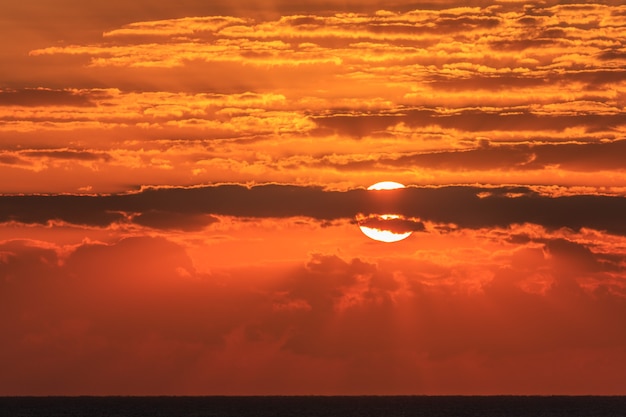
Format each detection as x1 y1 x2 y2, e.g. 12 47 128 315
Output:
1 3 626 192
1 233 625 395
2 185 626 235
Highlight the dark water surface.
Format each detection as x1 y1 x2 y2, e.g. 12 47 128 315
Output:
1 396 625 417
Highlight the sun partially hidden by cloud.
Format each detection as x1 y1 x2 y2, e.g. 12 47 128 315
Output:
1 0 626 396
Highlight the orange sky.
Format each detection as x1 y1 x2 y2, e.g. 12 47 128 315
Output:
1 0 626 395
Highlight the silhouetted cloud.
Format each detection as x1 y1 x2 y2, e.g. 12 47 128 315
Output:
22 150 111 162
0 88 97 107
358 215 426 234
2 184 626 235
315 109 626 137
326 139 626 172
131 210 219 231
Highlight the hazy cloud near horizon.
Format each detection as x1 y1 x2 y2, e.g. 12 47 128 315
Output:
1 234 625 395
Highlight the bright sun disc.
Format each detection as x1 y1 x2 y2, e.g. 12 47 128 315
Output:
358 182 412 243
367 181 405 191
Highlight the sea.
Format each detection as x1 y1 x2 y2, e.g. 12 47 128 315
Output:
1 396 625 417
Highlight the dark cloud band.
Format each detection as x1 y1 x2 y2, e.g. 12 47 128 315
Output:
2 184 626 235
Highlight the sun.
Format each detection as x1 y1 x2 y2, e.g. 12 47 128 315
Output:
358 182 412 243
367 181 406 191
